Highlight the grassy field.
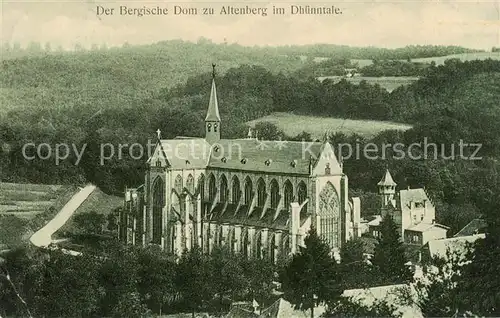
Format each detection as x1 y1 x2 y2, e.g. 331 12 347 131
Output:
0 182 123 247
352 52 500 67
0 182 66 216
247 112 412 139
0 182 79 247
316 76 419 92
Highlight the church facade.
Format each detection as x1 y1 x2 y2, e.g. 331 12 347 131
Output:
119 67 361 261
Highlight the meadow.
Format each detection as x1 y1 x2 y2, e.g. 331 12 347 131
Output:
247 112 413 140
352 52 500 67
316 76 419 92
0 183 79 247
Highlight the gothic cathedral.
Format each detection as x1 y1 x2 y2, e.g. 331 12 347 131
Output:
119 65 361 261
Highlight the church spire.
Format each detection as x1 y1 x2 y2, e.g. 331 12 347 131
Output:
205 63 221 122
205 64 221 144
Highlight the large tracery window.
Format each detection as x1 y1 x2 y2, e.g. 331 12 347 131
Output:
318 182 340 249
270 179 279 209
257 178 266 207
152 177 165 245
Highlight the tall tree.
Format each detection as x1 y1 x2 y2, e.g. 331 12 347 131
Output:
176 247 213 318
136 246 176 315
455 194 500 316
371 214 413 285
241 256 276 307
339 238 375 289
281 228 341 318
209 246 247 311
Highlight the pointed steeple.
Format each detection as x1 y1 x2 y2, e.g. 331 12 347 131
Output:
377 169 396 186
205 63 221 144
378 169 397 209
205 63 221 122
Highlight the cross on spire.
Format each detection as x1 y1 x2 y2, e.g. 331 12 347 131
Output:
156 128 161 140
212 63 216 79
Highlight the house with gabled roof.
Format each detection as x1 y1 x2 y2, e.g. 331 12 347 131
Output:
371 170 449 246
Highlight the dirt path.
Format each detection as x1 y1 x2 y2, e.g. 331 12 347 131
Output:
30 185 96 248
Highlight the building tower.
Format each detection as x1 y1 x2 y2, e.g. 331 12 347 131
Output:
205 64 221 144
378 169 397 208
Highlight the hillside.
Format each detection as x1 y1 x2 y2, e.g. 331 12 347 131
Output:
0 41 306 114
247 113 412 139
0 42 486 115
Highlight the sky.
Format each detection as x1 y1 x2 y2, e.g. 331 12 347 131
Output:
1 0 499 50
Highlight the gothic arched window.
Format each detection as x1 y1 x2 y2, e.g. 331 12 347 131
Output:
318 182 340 249
229 228 236 253
152 177 164 245
270 179 279 209
186 174 195 194
257 178 266 207
243 230 249 259
198 174 205 201
284 180 293 209
256 231 262 259
208 174 216 202
218 226 224 246
171 192 181 214
174 174 182 194
244 177 252 205
270 233 276 263
220 175 228 203
297 181 307 204
232 176 240 203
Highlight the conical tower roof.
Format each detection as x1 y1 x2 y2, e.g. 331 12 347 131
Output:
205 65 220 121
377 169 397 186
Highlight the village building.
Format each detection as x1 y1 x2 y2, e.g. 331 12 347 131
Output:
119 65 362 260
368 170 449 246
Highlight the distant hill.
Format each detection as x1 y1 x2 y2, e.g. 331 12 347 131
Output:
247 112 412 139
0 41 483 115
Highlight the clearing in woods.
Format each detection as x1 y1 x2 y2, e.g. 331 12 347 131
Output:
247 112 412 140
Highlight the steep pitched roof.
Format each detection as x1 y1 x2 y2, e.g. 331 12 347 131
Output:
377 169 397 186
153 138 211 169
427 234 485 260
454 219 487 237
259 298 314 318
207 139 324 175
205 78 220 121
406 222 449 233
398 188 431 214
